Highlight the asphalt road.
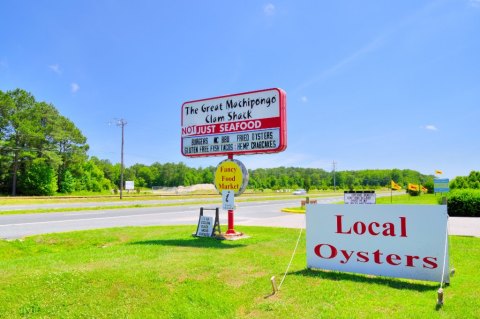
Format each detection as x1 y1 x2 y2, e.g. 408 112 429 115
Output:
0 200 304 239
1 195 478 239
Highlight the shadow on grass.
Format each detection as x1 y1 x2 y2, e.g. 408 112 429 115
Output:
291 268 438 292
130 238 246 249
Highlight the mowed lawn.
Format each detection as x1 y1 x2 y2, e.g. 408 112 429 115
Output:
0 225 479 318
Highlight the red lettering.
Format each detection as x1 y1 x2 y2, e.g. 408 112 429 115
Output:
313 244 439 270
336 216 407 238
356 251 369 263
382 222 395 236
335 215 351 234
314 244 337 259
368 222 380 236
400 216 407 237
405 255 420 267
353 221 366 235
340 249 354 264
422 257 438 269
386 254 402 266
373 249 383 264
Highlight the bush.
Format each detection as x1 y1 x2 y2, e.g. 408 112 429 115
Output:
407 189 420 196
22 159 58 196
59 170 76 193
447 189 480 217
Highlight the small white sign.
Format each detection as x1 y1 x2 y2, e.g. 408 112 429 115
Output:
306 204 449 282
196 216 214 237
125 181 134 190
344 192 376 204
222 190 235 210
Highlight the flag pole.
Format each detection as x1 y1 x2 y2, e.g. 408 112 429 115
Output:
390 180 393 203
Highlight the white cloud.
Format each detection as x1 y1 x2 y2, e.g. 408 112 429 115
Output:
49 64 62 74
71 82 80 93
264 3 275 16
301 96 308 103
424 125 438 131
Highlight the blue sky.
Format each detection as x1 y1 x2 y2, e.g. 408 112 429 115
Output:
1 0 479 179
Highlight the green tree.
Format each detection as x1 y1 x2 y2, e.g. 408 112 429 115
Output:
0 89 88 195
1 89 37 195
22 158 58 195
59 170 76 193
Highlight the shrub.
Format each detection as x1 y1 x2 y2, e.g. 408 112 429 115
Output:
407 189 420 196
59 170 76 193
447 189 480 217
22 159 58 196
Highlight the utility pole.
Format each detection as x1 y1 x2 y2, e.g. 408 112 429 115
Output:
115 119 127 200
332 160 337 192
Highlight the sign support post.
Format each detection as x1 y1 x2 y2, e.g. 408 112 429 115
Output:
181 88 287 238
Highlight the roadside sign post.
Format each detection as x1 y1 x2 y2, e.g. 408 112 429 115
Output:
181 88 287 237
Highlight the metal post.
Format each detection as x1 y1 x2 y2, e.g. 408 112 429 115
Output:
332 160 337 192
115 119 127 200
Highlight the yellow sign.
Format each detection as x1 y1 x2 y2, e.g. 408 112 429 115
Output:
214 159 248 195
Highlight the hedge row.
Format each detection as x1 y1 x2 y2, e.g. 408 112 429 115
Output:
447 189 480 217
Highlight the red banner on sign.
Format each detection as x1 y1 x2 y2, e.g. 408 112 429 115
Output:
181 117 282 137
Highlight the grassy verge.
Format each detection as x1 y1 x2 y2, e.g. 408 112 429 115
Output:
376 193 441 204
0 194 309 216
0 191 347 216
282 194 441 213
0 201 214 216
0 190 349 206
0 226 478 318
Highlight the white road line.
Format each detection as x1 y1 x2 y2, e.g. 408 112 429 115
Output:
65 212 107 216
0 210 198 227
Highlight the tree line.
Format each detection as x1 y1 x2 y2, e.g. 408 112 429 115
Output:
450 171 480 189
1 88 436 195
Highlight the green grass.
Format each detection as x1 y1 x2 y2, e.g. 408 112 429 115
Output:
0 190 349 216
376 193 442 205
283 194 442 213
0 226 478 318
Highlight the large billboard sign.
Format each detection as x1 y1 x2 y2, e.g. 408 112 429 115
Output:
306 204 449 282
181 88 287 157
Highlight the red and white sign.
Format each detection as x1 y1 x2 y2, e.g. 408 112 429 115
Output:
181 88 287 157
306 205 449 282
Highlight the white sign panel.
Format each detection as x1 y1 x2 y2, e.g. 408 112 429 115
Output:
222 190 235 210
181 88 287 157
344 192 376 204
306 205 449 282
196 216 214 237
125 181 134 190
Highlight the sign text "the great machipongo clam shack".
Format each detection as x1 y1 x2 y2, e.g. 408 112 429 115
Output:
181 88 287 157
